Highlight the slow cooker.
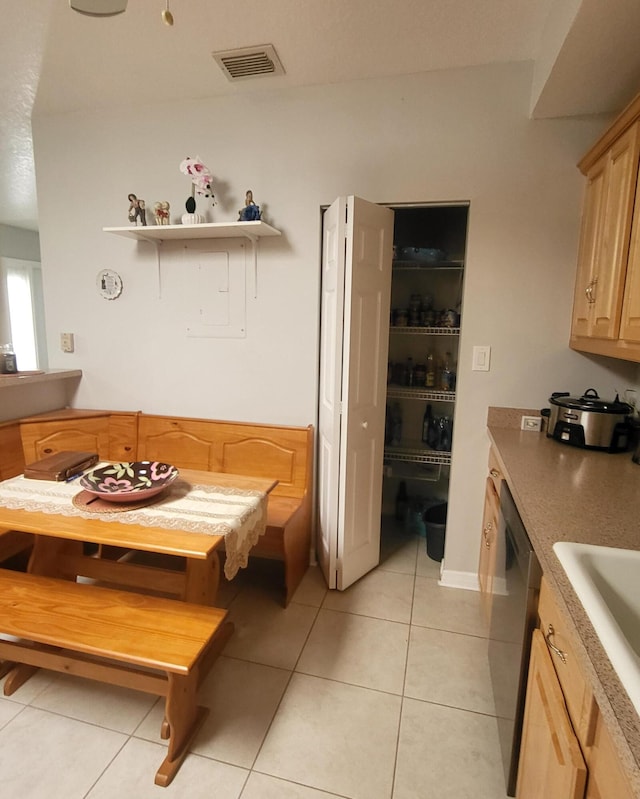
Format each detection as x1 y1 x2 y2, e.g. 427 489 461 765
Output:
541 388 633 452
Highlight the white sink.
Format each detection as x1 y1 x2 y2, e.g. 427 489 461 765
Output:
553 541 640 716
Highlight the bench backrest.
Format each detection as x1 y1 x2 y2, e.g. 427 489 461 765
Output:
137 415 313 500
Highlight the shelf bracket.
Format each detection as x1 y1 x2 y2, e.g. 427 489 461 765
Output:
244 233 259 298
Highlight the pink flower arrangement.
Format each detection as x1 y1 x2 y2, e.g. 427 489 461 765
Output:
179 156 215 203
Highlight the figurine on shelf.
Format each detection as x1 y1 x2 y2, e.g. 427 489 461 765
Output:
238 190 261 222
127 193 147 226
153 201 170 225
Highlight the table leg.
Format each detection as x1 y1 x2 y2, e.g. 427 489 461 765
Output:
29 536 83 579
3 664 39 696
184 550 220 605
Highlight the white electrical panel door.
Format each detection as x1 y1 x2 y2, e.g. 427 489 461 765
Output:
182 242 246 338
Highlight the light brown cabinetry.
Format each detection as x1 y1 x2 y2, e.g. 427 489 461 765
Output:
517 629 587 799
517 578 636 799
570 91 640 362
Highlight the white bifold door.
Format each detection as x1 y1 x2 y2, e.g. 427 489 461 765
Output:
317 196 394 590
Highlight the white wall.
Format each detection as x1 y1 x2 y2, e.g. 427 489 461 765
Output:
32 61 640 581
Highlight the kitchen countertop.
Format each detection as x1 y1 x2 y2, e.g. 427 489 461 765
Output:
487 420 640 795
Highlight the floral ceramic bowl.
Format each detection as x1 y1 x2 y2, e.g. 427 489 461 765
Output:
79 461 179 503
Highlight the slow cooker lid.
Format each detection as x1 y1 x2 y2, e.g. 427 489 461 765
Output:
549 388 632 414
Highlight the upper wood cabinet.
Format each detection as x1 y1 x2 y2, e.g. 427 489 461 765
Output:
570 91 640 362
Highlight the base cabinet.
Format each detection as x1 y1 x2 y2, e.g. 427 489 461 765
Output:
517 629 587 799
517 577 636 799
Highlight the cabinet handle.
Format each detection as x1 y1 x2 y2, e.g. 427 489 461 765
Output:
585 277 598 304
489 468 500 478
544 624 567 664
361 421 368 429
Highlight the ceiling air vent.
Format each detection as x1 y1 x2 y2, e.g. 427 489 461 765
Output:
212 44 285 82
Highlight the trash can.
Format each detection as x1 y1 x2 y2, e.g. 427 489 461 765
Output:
424 502 447 561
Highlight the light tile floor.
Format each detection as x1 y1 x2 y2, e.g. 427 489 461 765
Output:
0 526 510 799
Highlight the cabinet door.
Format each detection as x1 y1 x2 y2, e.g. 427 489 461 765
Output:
619 170 640 343
572 121 640 340
478 476 499 623
516 629 587 799
572 158 608 338
585 706 635 799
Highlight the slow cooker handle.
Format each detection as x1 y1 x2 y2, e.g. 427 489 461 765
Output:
582 388 599 399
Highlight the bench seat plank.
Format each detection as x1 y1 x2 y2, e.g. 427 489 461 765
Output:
0 569 231 786
0 568 226 674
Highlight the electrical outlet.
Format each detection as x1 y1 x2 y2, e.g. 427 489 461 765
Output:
60 333 74 353
521 415 542 432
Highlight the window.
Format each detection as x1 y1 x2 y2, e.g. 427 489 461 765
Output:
1 257 48 371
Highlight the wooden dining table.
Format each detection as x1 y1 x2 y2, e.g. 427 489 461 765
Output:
0 468 277 606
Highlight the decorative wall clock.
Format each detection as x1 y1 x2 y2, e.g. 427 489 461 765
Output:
96 269 123 300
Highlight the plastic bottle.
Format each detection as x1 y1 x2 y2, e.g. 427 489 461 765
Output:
422 404 432 443
427 412 439 449
426 352 436 387
405 357 414 386
441 352 454 392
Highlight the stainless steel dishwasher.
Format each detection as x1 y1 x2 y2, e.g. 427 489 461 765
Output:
487 482 541 797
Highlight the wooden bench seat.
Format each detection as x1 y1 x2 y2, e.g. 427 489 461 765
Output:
136 415 314 605
0 569 232 787
17 409 315 605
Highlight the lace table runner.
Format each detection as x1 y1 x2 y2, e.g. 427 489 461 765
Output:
0 474 267 580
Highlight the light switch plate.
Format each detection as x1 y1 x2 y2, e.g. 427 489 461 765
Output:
472 345 491 371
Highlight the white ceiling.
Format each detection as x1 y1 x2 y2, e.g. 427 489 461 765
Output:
2 0 640 232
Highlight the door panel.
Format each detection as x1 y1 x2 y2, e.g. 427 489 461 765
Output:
338 197 394 589
318 196 393 590
317 197 347 589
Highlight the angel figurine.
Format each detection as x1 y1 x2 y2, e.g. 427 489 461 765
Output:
238 190 261 221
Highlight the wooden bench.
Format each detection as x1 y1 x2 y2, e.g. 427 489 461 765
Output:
135 414 314 605
0 568 232 787
17 409 315 605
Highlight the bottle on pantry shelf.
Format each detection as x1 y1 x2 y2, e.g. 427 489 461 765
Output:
425 352 436 387
441 352 455 392
395 480 409 523
427 411 439 449
436 416 452 451
413 361 426 387
422 404 432 444
409 294 421 327
391 403 403 446
405 357 414 386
